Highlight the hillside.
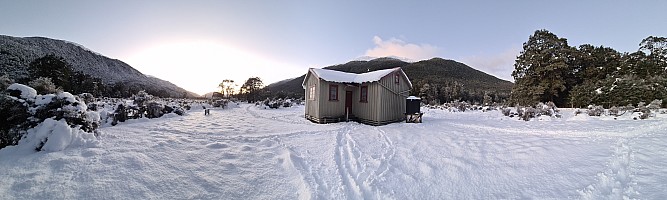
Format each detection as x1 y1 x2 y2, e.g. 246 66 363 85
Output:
264 57 513 103
0 35 198 98
404 58 514 94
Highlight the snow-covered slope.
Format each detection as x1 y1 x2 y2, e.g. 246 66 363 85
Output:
0 35 197 97
1 105 666 199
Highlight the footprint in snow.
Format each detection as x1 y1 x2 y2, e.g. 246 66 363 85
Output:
206 142 229 149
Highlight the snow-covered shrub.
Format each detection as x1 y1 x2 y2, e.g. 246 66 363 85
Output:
516 106 524 117
213 99 228 108
521 107 537 121
623 103 635 112
635 102 652 119
501 107 511 116
133 90 152 107
443 101 471 112
146 101 164 118
7 83 37 99
1 83 99 151
648 99 662 112
78 93 95 104
574 109 583 116
111 104 128 126
0 94 31 149
31 92 100 134
172 106 185 116
608 106 621 116
536 102 561 118
587 105 604 116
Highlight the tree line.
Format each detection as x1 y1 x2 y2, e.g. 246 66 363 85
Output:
511 30 667 108
217 76 267 102
1 54 182 98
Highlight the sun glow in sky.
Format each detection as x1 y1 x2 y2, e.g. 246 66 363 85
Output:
2 0 666 96
125 39 303 95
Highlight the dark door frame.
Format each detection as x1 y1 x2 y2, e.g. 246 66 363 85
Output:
345 91 353 121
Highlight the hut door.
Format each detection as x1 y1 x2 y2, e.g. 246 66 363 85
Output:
345 91 353 117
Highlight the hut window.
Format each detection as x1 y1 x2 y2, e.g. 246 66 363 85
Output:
394 73 399 84
309 85 316 100
360 86 368 102
329 84 338 101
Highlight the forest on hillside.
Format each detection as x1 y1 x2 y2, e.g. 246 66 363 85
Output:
261 58 514 105
510 30 667 108
0 54 186 98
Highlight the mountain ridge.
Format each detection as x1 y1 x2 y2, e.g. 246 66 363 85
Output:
0 35 198 98
263 57 513 103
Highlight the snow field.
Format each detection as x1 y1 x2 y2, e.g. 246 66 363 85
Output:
1 104 666 199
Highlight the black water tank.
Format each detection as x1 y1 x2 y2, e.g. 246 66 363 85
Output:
406 96 421 114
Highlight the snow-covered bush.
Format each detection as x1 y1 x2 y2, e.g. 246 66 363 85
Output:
506 102 561 121
608 106 621 116
521 107 537 121
501 107 511 116
439 101 472 112
213 99 229 108
648 99 662 112
516 106 525 117
623 103 635 112
536 102 561 118
107 96 187 125
1 83 99 151
635 102 651 119
0 94 31 149
111 104 128 126
146 101 164 118
78 93 95 104
587 105 605 116
31 92 100 133
19 118 98 152
260 98 291 109
132 90 152 107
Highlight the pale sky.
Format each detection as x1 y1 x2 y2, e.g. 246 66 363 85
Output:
2 0 666 95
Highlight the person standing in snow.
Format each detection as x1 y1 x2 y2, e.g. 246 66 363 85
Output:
203 106 210 115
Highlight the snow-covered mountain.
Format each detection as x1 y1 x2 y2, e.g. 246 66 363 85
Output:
0 35 198 97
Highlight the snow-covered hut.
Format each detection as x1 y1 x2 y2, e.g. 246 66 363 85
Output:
302 67 413 125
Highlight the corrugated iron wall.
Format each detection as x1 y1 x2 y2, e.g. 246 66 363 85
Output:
376 73 411 122
351 82 380 121
317 81 346 118
304 75 320 118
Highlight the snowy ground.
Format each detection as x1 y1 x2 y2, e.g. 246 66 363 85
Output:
1 104 666 199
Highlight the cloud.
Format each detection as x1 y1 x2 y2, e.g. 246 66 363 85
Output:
459 46 521 82
364 36 439 61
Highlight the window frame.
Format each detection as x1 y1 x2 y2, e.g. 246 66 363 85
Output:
360 85 368 103
309 85 316 101
394 73 400 84
329 84 338 101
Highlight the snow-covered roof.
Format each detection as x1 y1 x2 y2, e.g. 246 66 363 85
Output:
302 67 412 88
